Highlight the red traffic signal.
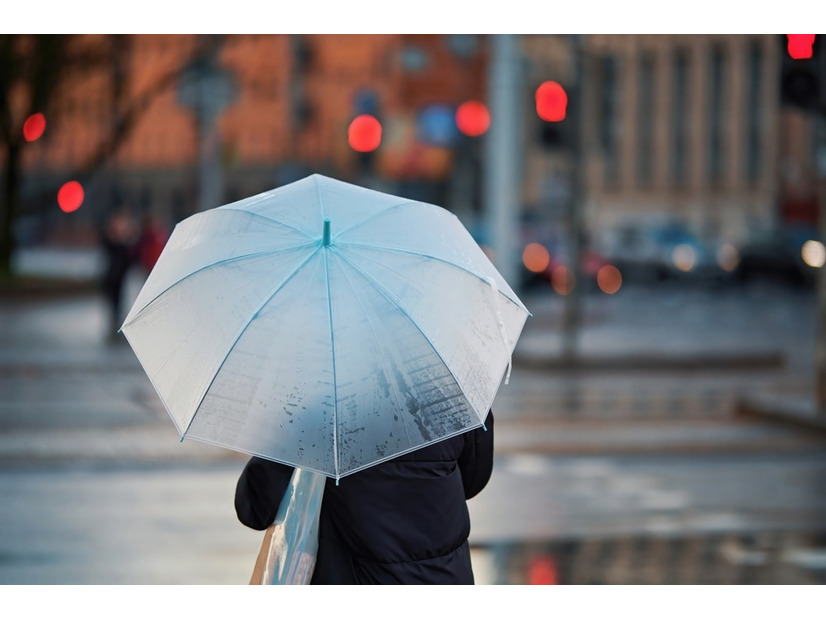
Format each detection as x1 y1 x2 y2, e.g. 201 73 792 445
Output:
781 34 820 110
23 113 46 142
57 181 84 213
536 81 568 122
787 34 815 59
348 114 382 153
455 101 490 137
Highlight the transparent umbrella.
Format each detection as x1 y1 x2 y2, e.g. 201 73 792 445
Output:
121 174 529 481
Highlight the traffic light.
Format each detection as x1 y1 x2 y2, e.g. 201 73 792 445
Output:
455 101 490 137
536 81 568 121
57 180 84 213
348 114 382 153
23 113 46 142
350 90 382 174
535 81 569 150
780 34 822 111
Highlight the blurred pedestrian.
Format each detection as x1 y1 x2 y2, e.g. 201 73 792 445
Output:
235 409 495 584
99 209 138 339
136 211 169 276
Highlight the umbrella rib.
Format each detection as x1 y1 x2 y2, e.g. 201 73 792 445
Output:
330 247 478 420
121 242 317 330
336 241 526 310
322 247 341 482
179 245 324 441
316 175 341 480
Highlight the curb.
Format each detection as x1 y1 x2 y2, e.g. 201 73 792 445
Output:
0 426 247 466
735 394 826 434
0 278 100 300
493 417 826 457
513 350 786 372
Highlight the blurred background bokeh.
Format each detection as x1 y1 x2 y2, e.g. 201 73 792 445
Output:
1 34 825 586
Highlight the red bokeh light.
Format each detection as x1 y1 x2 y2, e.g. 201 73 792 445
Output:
596 264 623 295
522 243 551 273
787 34 815 59
528 555 559 585
57 181 84 213
23 113 46 142
348 114 382 152
536 81 568 122
455 101 490 137
551 265 573 295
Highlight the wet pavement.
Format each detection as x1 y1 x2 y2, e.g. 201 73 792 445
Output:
1 273 825 584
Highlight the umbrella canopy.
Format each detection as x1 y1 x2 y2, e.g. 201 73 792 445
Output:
122 174 529 480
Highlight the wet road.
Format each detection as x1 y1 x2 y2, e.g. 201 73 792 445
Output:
1 279 825 584
2 449 824 585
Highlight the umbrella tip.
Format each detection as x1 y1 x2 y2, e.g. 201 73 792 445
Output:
322 218 331 247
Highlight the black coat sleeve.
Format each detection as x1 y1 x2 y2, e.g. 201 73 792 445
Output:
234 456 295 530
457 409 494 500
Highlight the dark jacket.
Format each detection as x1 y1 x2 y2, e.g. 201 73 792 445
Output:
235 410 494 585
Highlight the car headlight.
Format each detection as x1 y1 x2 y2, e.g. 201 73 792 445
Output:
801 240 826 268
716 243 740 272
672 244 697 272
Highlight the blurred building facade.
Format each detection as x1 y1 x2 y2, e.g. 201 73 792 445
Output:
13 34 819 253
16 34 488 245
521 34 818 250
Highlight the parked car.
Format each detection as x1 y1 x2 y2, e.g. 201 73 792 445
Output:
598 217 722 283
734 224 823 287
520 235 611 293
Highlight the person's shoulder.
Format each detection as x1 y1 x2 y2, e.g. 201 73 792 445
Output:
395 435 466 464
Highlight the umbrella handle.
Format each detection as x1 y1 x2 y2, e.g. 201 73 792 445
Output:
254 468 326 585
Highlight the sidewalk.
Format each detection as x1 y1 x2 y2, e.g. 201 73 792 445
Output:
509 285 826 438
513 286 793 370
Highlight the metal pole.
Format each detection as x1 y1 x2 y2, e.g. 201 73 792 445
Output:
177 37 237 214
561 34 586 361
485 34 522 289
816 110 826 413
814 42 826 414
198 101 223 213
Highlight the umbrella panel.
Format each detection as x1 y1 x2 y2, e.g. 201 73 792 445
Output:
122 246 319 436
335 244 526 421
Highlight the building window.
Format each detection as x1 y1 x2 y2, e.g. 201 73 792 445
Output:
671 48 690 187
400 45 429 72
598 53 621 187
707 44 726 187
745 39 763 185
636 52 655 187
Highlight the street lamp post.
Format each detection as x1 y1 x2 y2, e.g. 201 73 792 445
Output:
485 34 523 290
177 43 237 213
810 41 826 415
561 34 587 362
816 112 826 414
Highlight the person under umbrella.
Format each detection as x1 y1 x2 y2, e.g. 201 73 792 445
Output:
120 175 527 584
235 409 494 585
